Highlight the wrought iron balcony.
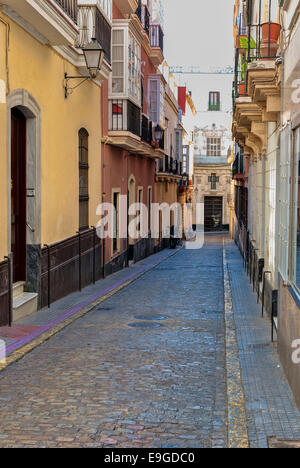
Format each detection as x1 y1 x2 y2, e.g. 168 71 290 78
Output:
95 6 112 64
150 25 164 52
108 99 161 159
233 47 248 107
77 3 111 64
235 186 248 229
109 99 141 137
232 150 244 179
158 155 181 175
158 127 165 150
136 0 150 37
54 0 78 24
141 115 153 145
245 23 281 61
239 0 281 62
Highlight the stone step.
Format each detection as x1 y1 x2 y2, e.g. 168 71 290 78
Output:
13 281 25 299
13 292 38 322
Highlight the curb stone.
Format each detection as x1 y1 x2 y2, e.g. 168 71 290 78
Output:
223 239 249 448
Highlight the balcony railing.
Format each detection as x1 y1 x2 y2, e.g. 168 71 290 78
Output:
233 47 248 106
95 6 112 64
55 0 78 24
232 151 244 179
136 0 150 37
150 25 164 51
240 0 281 61
141 115 153 145
245 23 281 61
109 99 141 137
158 127 164 150
235 186 248 229
159 155 182 175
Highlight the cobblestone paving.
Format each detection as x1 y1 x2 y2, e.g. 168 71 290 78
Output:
0 235 227 448
226 240 300 448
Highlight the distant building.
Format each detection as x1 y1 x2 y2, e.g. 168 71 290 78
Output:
193 94 232 231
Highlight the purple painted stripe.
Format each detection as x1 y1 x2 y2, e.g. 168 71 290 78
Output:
5 252 171 356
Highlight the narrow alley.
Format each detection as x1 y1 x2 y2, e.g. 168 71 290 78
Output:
0 235 300 449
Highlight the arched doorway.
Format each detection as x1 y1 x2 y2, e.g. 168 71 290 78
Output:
11 107 27 282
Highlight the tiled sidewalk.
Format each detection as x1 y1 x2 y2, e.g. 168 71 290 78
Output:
225 240 300 448
0 248 180 360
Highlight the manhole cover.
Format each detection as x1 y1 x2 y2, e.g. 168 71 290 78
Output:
128 322 163 329
248 343 271 350
135 314 168 321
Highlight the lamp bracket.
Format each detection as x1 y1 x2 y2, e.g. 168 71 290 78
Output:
64 73 92 98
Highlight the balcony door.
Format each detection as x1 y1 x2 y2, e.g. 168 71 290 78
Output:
11 108 27 282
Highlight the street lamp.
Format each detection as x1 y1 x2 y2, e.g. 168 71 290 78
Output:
83 38 105 78
64 38 105 98
154 124 163 145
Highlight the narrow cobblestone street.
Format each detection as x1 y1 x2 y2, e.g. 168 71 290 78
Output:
0 235 300 448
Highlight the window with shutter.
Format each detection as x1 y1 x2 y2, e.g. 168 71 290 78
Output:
149 78 159 123
112 29 125 94
128 32 141 102
175 130 181 161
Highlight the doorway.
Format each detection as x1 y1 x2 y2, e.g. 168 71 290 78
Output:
11 108 27 282
204 196 223 232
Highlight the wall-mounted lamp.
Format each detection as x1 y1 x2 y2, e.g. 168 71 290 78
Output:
154 124 163 143
65 38 104 98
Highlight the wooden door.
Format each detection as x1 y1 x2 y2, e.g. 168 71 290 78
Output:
11 108 27 282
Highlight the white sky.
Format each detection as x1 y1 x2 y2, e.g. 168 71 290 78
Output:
163 0 236 121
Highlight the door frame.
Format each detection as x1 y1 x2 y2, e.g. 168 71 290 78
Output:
7 90 41 293
11 107 27 282
204 196 223 232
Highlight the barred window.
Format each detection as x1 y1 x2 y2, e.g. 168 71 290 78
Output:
79 128 89 230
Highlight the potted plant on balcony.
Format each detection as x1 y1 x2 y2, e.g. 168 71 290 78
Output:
239 36 257 54
260 22 281 58
236 34 248 50
259 0 281 57
238 54 248 96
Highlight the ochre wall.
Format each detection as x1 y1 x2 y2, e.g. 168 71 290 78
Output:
0 18 8 260
0 13 102 260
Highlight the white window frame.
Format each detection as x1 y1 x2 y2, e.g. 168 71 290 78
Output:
148 74 165 126
110 21 142 108
207 137 221 157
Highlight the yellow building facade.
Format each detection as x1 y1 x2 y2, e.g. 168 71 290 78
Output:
0 1 111 324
